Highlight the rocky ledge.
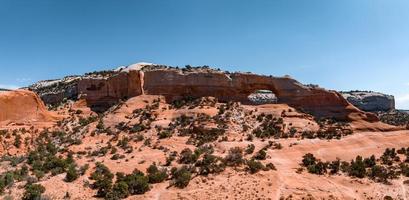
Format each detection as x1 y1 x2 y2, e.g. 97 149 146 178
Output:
340 91 395 112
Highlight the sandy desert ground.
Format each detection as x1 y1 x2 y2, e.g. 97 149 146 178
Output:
0 91 408 200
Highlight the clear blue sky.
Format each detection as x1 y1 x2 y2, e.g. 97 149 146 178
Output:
1 0 409 108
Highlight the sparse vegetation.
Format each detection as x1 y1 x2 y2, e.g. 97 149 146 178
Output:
23 184 46 200
171 166 192 188
299 147 409 183
147 163 168 183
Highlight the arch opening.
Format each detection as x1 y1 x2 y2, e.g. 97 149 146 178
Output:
247 90 278 104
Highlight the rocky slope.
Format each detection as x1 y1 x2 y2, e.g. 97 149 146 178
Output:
0 89 405 200
0 63 407 200
341 91 395 112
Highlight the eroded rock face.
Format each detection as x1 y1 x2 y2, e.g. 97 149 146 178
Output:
0 90 59 123
75 65 376 121
341 91 395 112
27 76 81 105
77 70 143 112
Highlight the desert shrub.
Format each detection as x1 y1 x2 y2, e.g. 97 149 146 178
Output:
381 148 397 166
302 153 316 167
400 163 409 177
118 170 150 195
368 165 389 183
178 148 199 164
91 146 110 157
23 184 46 200
130 124 146 133
158 130 172 139
147 164 168 183
171 96 196 109
363 155 376 168
106 181 129 199
65 165 79 182
265 163 276 171
397 147 407 154
187 126 225 146
307 161 327 175
328 159 340 174
0 170 18 193
115 122 127 131
26 141 77 179
224 147 244 167
117 137 130 150
1 155 25 167
288 127 297 137
246 159 264 174
96 119 105 130
340 161 350 173
111 154 125 160
165 152 177 166
301 148 408 183
14 134 22 148
245 144 255 154
90 163 114 197
195 154 225 175
80 164 89 175
253 149 267 160
252 115 284 138
348 156 366 178
173 115 194 127
300 153 327 175
171 166 192 188
79 116 98 126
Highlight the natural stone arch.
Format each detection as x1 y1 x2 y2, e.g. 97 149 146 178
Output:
247 89 278 104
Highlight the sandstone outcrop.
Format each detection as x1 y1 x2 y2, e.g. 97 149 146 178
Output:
0 90 59 123
74 63 378 122
341 91 395 112
27 76 81 105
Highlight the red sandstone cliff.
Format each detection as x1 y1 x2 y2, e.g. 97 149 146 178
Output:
75 66 380 124
0 90 60 124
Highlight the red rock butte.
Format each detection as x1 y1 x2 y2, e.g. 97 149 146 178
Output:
77 64 377 123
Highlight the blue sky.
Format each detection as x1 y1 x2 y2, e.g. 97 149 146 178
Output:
1 0 409 108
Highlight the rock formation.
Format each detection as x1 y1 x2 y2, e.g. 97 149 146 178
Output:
73 63 376 122
26 63 383 122
27 76 81 105
0 90 59 123
27 70 118 105
340 91 395 112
